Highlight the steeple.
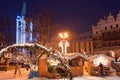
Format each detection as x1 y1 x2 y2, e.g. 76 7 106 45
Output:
16 0 33 44
21 0 26 16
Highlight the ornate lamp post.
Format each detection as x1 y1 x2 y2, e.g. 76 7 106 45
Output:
59 32 69 55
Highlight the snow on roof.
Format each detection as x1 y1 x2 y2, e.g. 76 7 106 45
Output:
88 54 115 61
64 53 88 60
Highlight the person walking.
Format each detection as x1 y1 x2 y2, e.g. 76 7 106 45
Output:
14 56 22 77
99 63 104 77
14 62 22 77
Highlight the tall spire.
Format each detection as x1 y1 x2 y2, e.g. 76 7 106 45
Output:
21 0 26 16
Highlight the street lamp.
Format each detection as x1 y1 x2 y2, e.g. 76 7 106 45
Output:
59 32 69 55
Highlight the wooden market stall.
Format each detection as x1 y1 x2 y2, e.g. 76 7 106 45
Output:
38 53 88 78
65 53 88 76
88 54 115 76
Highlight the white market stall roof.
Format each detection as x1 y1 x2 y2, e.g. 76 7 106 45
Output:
88 54 115 66
64 53 88 60
88 54 115 61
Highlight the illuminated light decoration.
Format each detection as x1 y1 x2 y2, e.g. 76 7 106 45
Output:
30 22 33 42
59 32 68 39
93 56 109 66
16 16 26 44
59 40 69 54
88 54 115 67
64 32 68 38
0 43 73 78
16 2 33 44
47 58 60 66
59 32 69 55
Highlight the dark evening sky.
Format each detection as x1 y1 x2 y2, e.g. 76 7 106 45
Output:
0 0 120 33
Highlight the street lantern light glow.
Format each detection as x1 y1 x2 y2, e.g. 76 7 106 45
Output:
59 33 64 39
59 32 69 55
59 32 68 39
64 32 68 38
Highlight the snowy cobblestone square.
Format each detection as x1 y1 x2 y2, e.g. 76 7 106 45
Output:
0 69 120 80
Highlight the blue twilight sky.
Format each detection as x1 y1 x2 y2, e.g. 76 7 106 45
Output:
0 0 120 33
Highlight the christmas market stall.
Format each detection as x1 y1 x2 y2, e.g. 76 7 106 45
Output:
88 54 115 76
64 53 88 76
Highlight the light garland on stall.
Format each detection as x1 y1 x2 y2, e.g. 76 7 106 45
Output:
0 43 73 78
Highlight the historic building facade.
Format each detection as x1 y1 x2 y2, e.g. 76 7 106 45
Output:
68 31 93 55
49 31 93 55
92 11 120 58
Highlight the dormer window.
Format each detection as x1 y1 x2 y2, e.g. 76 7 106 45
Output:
96 31 98 34
116 24 119 28
110 26 113 29
105 27 107 30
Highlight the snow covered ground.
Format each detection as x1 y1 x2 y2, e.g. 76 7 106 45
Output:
0 69 120 80
73 76 120 80
2 76 120 80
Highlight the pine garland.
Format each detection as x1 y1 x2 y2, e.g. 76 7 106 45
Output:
0 43 73 78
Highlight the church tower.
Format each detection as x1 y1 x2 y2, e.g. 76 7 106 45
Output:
16 1 33 44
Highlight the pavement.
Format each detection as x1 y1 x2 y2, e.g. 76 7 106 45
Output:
0 69 120 80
